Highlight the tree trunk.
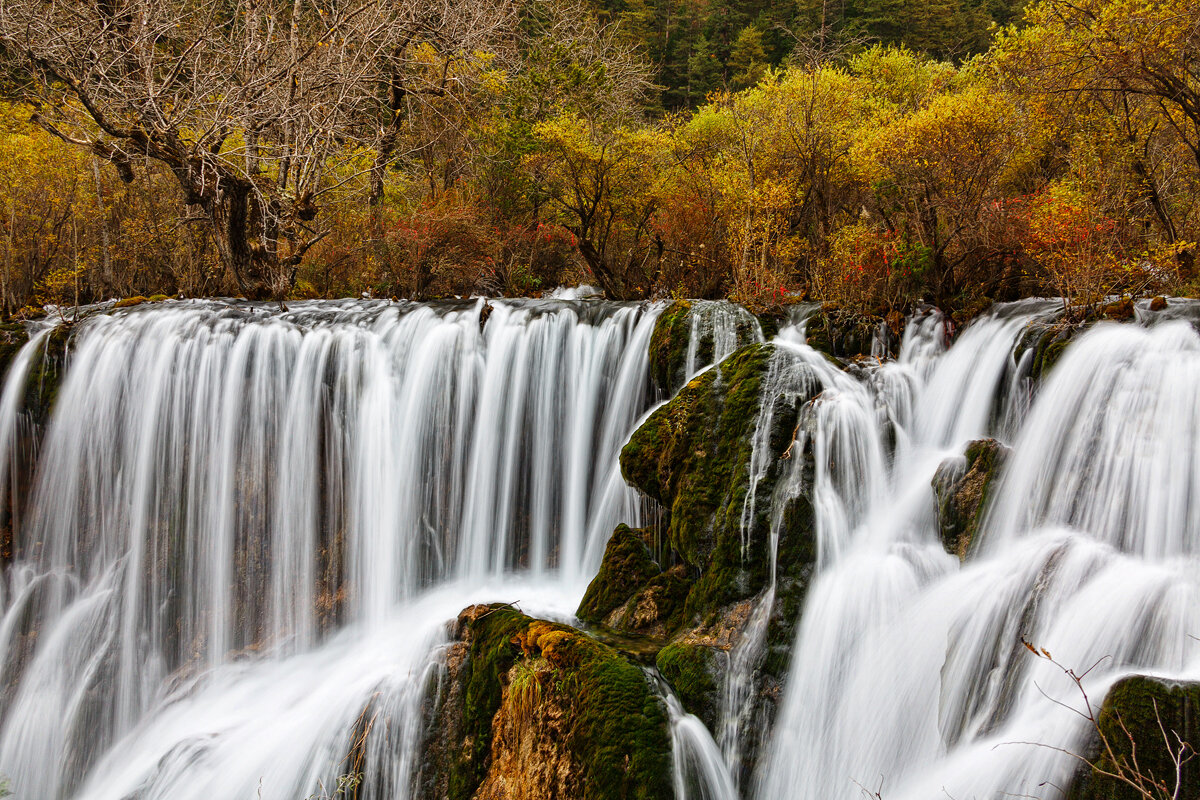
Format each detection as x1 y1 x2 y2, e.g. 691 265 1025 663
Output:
208 181 274 300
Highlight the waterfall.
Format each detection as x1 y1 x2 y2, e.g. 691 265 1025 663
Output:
4 293 1200 800
0 298 660 799
756 307 1200 800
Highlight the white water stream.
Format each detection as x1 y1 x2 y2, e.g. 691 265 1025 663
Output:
757 304 1200 800
0 298 662 799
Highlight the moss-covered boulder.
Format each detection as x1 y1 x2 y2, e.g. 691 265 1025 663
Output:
619 337 824 620
577 526 660 624
1068 675 1200 800
421 604 673 800
656 641 722 729
647 299 764 398
622 343 774 578
932 438 1008 559
612 341 825 779
648 300 693 398
577 525 682 635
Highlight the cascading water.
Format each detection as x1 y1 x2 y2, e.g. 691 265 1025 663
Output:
683 301 764 379
0 297 664 799
5 291 1199 800
755 304 1200 800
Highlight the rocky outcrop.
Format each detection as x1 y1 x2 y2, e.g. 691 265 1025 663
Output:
1068 675 1200 800
646 299 764 398
576 525 690 640
618 343 813 622
420 604 673 800
1014 319 1086 382
586 341 826 778
932 438 1008 559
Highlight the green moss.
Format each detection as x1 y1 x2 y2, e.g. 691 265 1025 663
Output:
578 525 662 623
656 641 721 729
1069 676 1200 800
622 343 771 564
805 309 889 360
621 341 822 635
23 324 71 426
572 638 672 800
147 294 171 302
442 605 673 800
763 491 819 678
1016 320 1088 382
451 607 528 800
647 299 693 397
113 296 149 308
757 312 784 340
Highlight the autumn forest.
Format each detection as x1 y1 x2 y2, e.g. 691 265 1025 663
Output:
0 0 1196 314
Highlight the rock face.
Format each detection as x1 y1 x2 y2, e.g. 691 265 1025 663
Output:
576 524 690 639
420 604 673 800
1068 675 1200 800
1014 319 1085 381
803 308 898 360
646 299 763 398
932 438 1008 559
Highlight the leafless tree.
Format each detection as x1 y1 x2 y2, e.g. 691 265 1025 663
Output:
0 0 519 298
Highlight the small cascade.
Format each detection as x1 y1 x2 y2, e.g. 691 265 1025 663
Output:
667 689 740 800
684 300 764 377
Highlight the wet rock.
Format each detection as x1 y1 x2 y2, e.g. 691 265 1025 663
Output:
617 341 824 779
420 604 673 800
622 343 777 575
1068 675 1200 800
1014 319 1085 382
804 308 897 360
599 564 691 639
0 321 30 380
932 438 1008 559
1100 296 1135 321
656 640 722 729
